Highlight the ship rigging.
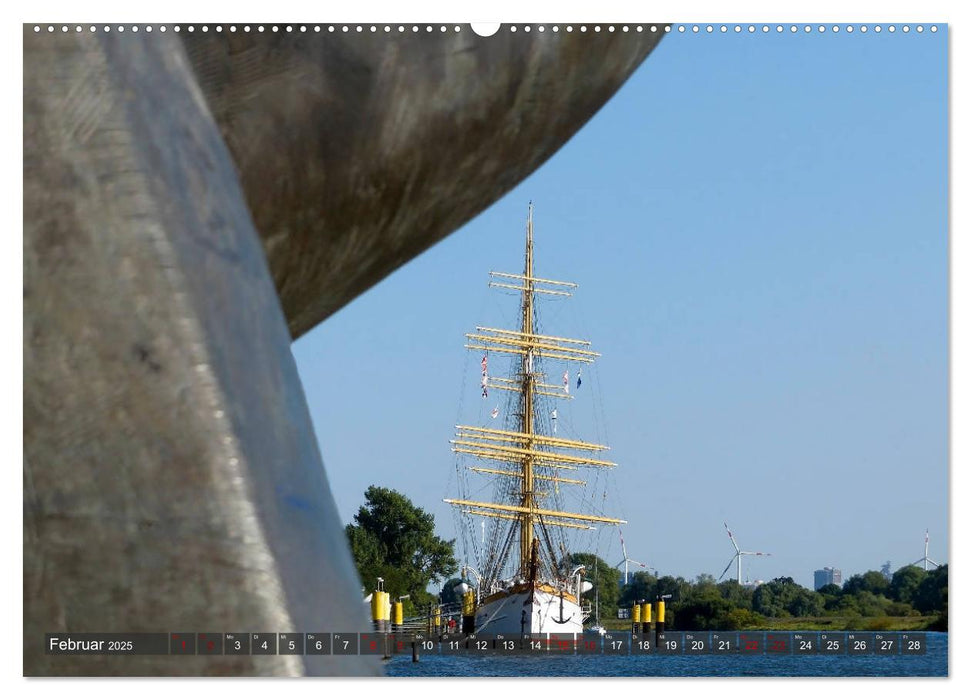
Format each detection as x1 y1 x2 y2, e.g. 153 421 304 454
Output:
444 203 625 635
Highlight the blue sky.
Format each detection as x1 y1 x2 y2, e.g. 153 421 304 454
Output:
292 26 948 590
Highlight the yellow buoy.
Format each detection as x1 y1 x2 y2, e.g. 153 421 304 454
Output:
641 602 652 623
393 600 404 626
632 603 641 623
370 591 382 623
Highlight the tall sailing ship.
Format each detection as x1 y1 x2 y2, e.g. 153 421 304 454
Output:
444 203 625 636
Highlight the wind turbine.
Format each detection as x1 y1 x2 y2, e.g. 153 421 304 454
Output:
911 529 940 571
718 522 771 585
616 529 647 586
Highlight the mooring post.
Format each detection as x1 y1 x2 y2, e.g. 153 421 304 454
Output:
655 599 666 647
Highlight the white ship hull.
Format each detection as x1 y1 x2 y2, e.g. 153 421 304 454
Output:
473 584 586 636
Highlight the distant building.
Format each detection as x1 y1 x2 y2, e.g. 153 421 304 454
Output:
814 567 842 590
880 561 892 581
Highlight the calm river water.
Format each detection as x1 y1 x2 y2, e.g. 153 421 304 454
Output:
387 631 947 677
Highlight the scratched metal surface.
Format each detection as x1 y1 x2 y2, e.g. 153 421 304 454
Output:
179 27 664 338
23 25 664 675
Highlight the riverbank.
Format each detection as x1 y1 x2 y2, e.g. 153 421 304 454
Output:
600 615 942 633
751 615 940 632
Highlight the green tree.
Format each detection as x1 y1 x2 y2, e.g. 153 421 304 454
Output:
752 581 786 617
717 580 754 610
885 601 915 616
831 594 860 615
570 553 621 621
720 608 765 630
675 586 731 630
346 486 458 613
889 565 927 605
913 564 947 614
619 571 658 608
788 587 824 617
843 571 890 597
656 575 690 602
849 591 891 617
752 577 822 618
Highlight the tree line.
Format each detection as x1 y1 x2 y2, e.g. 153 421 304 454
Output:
344 487 947 630
575 553 947 631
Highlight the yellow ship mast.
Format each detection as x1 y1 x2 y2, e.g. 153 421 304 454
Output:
444 203 625 582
